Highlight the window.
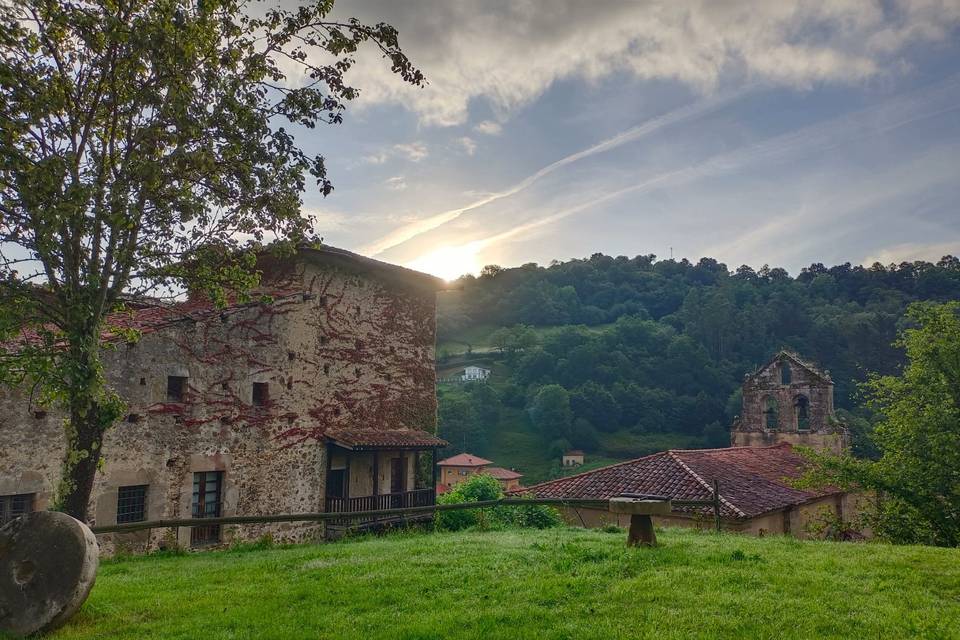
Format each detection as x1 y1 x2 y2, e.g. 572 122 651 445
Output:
191 471 223 546
780 361 792 385
252 382 269 407
116 485 148 523
0 493 34 524
764 396 780 430
167 375 188 402
795 395 810 431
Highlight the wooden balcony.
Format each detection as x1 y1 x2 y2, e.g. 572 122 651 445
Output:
325 488 435 514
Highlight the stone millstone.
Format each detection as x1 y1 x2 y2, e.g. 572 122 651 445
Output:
0 511 99 637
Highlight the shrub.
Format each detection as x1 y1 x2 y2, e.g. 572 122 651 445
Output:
435 474 562 531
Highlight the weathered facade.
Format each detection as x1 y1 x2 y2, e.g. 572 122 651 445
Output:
730 351 849 454
0 246 447 552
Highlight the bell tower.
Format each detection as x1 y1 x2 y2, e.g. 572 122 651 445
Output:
730 351 849 454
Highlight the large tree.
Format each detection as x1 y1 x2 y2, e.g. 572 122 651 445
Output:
0 0 423 520
802 302 960 546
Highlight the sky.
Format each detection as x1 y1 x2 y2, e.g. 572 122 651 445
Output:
286 0 960 281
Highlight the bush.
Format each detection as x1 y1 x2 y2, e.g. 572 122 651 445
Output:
435 474 562 531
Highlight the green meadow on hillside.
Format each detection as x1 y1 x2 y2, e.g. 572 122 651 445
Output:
43 527 960 640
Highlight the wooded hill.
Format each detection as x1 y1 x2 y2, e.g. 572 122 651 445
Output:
435 254 960 479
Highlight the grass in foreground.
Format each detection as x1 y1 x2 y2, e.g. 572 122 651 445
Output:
47 527 960 639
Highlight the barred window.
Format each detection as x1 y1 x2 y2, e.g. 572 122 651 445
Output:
0 493 34 525
116 485 148 524
191 471 223 546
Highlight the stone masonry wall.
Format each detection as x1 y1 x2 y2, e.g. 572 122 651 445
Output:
0 259 437 553
731 353 849 454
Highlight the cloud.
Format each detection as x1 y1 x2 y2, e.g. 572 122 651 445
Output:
331 0 960 127
385 176 408 191
863 241 960 265
455 136 477 155
474 120 503 136
358 90 741 256
405 74 960 266
361 142 429 165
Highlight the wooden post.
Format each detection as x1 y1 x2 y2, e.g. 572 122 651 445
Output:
431 447 438 502
713 479 721 533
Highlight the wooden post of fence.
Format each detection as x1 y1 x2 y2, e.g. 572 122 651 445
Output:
713 480 721 533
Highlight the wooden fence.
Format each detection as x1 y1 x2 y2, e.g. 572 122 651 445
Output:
90 489 723 535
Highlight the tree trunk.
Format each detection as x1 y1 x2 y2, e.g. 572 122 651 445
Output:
60 404 107 521
57 327 120 522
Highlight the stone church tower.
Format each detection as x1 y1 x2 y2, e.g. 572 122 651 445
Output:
730 351 849 454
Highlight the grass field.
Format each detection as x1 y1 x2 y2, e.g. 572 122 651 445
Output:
42 526 960 640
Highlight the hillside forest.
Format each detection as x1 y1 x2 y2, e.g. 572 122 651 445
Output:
434 254 960 482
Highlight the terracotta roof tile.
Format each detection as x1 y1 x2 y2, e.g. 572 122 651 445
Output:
437 453 493 467
522 444 839 519
485 467 523 480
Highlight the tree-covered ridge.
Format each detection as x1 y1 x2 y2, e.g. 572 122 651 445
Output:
436 254 960 464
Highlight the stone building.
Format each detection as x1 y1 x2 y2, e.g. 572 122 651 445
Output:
522 443 865 538
435 453 523 494
0 246 448 551
730 351 849 454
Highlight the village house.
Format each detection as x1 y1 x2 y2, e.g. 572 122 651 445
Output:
435 453 523 493
0 246 448 550
522 352 863 538
461 365 491 382
562 450 585 467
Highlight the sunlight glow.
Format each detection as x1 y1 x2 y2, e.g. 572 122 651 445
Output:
406 244 483 281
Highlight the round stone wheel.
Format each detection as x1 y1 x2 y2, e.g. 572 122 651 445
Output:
0 511 99 637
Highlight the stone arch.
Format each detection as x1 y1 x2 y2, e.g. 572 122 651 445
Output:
764 396 779 430
780 360 792 385
795 394 810 431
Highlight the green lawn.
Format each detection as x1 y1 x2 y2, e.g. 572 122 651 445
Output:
45 527 960 640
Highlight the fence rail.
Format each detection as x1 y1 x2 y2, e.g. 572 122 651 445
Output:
90 493 723 535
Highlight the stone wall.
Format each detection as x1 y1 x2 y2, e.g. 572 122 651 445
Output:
731 353 849 453
0 257 437 553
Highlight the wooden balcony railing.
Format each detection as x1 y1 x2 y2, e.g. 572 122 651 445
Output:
325 489 435 516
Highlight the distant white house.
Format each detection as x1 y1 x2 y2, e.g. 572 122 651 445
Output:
562 450 585 467
461 365 491 382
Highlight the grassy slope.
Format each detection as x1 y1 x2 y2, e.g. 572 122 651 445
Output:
48 527 960 640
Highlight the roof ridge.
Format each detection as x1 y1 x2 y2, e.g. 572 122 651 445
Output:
523 450 672 492
667 451 747 518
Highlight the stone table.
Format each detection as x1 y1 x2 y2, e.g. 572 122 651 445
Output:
608 497 672 547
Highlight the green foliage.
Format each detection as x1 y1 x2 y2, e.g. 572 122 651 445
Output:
434 474 561 532
434 474 503 531
0 0 421 519
528 384 573 440
801 302 960 546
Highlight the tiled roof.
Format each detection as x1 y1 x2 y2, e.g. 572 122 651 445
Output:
437 453 493 467
564 450 585 456
324 428 448 450
485 466 523 480
521 444 839 519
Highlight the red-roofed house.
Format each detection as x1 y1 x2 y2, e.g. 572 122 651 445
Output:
436 453 523 492
521 444 867 538
0 246 449 549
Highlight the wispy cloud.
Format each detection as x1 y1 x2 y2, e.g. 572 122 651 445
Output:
385 176 408 191
359 91 742 256
474 120 503 136
361 141 429 165
443 75 960 263
455 136 477 156
863 241 960 266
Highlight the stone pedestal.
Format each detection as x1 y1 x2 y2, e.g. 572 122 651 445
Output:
0 511 99 637
609 498 672 547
